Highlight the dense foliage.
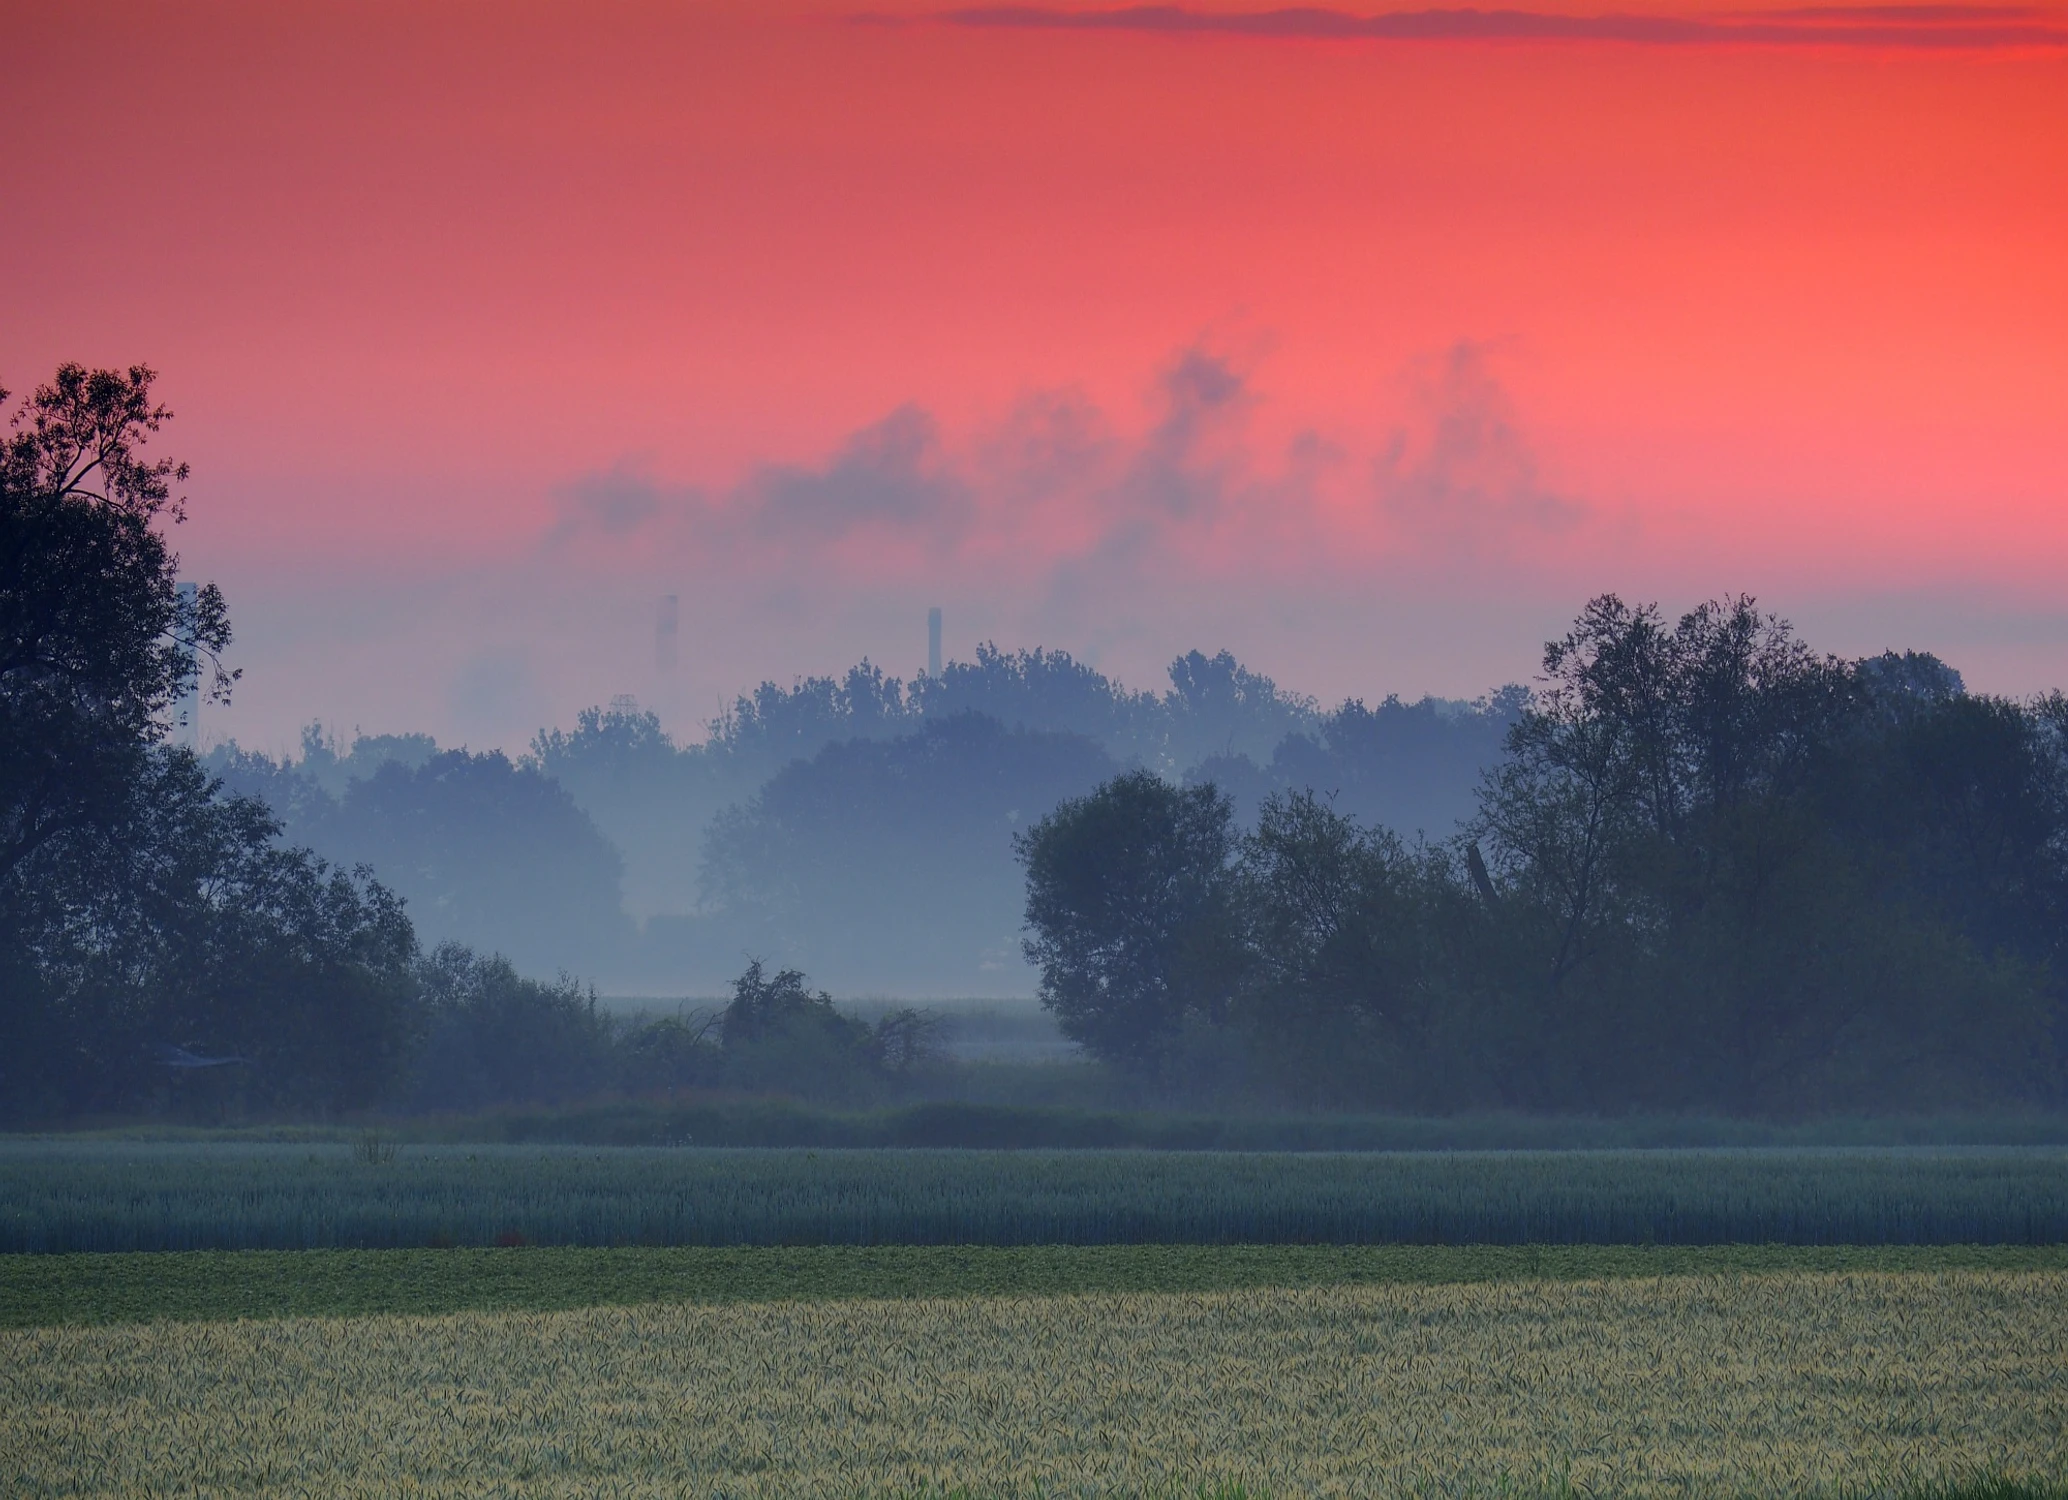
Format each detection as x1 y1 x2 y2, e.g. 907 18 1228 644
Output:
210 741 632 976
1021 598 2068 1113
1018 771 1244 1070
395 948 937 1115
0 368 416 1122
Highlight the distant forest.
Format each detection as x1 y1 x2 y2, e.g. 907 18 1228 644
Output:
8 362 2068 1123
204 647 1523 991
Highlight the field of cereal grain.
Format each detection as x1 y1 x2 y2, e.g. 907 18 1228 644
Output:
10 1242 2068 1328
5 1270 2065 1499
8 1142 2067 1251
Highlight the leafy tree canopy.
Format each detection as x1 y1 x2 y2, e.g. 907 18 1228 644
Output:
2 365 416 1123
1016 769 1245 1070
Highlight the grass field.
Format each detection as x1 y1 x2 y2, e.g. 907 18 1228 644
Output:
11 1242 2068 1327
7 1142 2068 1252
42 1103 2068 1150
13 1145 2066 1497
6 1270 2065 1498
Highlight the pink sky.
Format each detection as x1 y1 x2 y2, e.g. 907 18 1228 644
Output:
6 0 2066 750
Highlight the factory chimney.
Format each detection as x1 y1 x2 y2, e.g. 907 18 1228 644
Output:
927 606 943 680
655 593 680 673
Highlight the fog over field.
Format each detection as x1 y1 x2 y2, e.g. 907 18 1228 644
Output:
200 644 1515 995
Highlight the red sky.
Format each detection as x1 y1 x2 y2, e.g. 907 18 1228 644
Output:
6 0 2066 749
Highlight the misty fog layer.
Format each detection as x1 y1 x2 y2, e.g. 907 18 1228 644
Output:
205 646 1518 992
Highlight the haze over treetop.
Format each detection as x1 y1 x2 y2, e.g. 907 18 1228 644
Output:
7 0 2063 749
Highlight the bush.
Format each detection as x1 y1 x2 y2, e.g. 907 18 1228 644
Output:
404 945 616 1112
398 953 941 1115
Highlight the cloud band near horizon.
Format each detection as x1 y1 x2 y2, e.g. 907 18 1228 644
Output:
925 3 2068 48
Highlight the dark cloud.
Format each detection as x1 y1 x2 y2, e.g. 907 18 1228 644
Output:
545 341 1579 590
932 4 2068 49
976 389 1113 508
1159 348 1247 429
744 405 970 541
549 461 673 542
547 405 971 555
202 334 2068 757
1124 347 1253 524
1733 4 2043 18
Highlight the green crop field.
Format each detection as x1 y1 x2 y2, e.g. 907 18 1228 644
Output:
5 1242 2068 1328
5 1141 2068 1252
13 1143 2068 1496
7 1270 2068 1498
74 1101 2067 1151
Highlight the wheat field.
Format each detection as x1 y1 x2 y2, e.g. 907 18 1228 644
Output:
5 1270 2064 1499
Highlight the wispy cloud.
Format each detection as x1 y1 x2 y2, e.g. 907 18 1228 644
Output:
211 341 2068 755
1377 343 1584 558
1726 5 2044 18
920 4 2068 48
544 341 1591 589
743 406 971 542
549 459 670 543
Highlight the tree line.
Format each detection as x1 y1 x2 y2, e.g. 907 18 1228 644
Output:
1021 600 2068 1113
0 364 951 1121
206 615 1514 993
8 361 2062 1120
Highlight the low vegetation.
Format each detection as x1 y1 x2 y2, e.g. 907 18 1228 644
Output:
201 1101 2068 1151
9 1243 2068 1330
7 1272 2065 1497
7 1143 2066 1253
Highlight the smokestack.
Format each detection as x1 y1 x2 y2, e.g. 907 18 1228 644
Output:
655 593 680 673
927 605 943 679
174 582 199 750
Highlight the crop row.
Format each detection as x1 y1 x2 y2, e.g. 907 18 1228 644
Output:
4 1143 2067 1252
10 1244 2068 1330
6 1272 2065 1497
